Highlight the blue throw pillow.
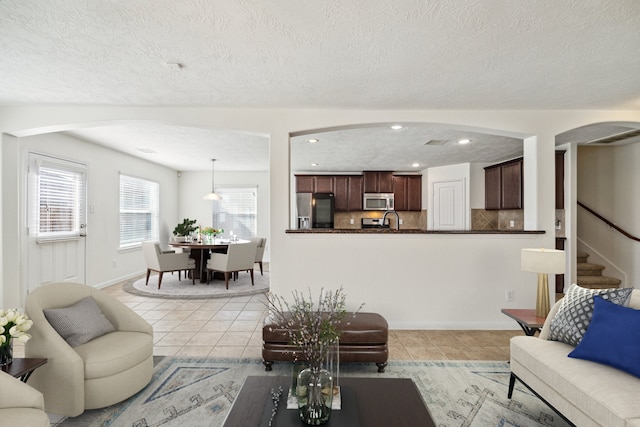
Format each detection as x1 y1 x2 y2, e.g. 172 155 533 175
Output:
569 296 640 378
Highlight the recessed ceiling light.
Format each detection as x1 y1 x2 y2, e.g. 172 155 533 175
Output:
411 163 420 168
390 125 403 130
458 139 471 145
165 62 184 70
311 163 318 167
137 148 158 154
308 138 319 143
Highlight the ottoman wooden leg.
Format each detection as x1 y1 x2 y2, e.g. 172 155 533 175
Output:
376 362 387 373
263 360 274 371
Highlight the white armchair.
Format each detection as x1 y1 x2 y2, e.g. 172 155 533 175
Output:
249 237 267 276
142 241 195 289
206 240 258 289
25 282 154 417
0 371 49 426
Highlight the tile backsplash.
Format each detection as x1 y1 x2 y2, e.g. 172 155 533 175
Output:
335 211 427 230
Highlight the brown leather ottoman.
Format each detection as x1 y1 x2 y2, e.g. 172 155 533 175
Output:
262 312 388 372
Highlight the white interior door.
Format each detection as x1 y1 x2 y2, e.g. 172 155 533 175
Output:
433 179 465 230
26 153 87 292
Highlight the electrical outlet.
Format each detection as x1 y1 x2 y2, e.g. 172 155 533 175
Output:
399 219 403 225
505 289 514 302
509 220 515 228
350 218 355 225
112 259 117 268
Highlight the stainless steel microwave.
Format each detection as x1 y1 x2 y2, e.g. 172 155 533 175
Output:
363 193 394 211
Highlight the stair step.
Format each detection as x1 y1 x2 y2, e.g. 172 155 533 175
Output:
576 275 621 289
576 251 590 263
577 262 605 276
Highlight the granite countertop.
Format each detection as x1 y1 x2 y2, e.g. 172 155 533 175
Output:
286 229 545 234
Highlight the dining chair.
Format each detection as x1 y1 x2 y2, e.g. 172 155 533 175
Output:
206 240 258 289
249 237 267 276
142 241 195 289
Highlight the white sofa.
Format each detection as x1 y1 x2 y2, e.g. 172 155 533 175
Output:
0 371 49 426
509 289 640 427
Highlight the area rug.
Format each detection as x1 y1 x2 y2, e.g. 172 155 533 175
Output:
123 271 269 299
57 358 570 427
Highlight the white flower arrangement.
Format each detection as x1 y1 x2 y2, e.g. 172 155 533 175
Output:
0 308 33 345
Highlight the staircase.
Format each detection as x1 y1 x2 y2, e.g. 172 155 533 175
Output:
576 251 622 289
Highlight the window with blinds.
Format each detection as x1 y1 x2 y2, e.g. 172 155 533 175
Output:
36 163 87 238
213 187 257 239
119 174 159 249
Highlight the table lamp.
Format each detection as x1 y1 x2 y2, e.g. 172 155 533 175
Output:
521 248 566 318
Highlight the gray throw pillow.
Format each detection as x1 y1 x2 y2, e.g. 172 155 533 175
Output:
549 284 632 346
44 296 116 347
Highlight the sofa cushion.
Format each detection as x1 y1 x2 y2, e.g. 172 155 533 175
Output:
549 284 632 346
44 296 116 347
73 331 153 379
569 297 640 378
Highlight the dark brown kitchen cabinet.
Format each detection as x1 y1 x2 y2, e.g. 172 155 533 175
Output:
363 171 394 193
484 158 523 210
393 175 422 211
295 175 315 193
315 176 334 193
501 159 523 209
334 175 363 211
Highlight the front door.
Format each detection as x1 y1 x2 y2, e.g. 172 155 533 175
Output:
26 153 87 292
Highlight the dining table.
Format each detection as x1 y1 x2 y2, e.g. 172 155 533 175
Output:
168 239 250 283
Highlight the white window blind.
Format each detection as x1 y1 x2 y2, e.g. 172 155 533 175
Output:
213 187 257 239
34 159 87 239
119 174 159 249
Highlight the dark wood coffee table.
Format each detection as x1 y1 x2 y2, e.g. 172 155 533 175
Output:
223 376 435 427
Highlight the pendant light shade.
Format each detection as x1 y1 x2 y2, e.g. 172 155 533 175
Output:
203 159 222 200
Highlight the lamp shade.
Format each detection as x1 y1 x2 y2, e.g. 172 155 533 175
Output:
521 248 565 274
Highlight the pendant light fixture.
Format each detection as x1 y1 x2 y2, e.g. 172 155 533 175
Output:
203 159 222 200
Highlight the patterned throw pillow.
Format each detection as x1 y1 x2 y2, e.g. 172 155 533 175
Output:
44 296 116 347
549 284 632 346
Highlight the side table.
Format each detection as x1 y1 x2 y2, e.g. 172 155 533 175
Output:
1 358 47 382
501 309 545 336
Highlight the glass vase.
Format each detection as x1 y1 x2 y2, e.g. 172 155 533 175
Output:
0 337 13 366
297 367 333 425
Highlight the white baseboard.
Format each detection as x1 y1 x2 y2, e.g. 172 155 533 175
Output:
93 271 144 289
388 320 522 330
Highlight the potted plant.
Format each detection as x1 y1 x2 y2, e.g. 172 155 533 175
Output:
173 218 198 239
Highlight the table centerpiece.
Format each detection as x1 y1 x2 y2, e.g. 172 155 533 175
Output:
266 287 362 425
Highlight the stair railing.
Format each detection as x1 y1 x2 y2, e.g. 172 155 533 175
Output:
577 201 640 242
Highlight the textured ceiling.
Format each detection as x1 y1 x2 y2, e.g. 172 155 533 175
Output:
1 0 639 171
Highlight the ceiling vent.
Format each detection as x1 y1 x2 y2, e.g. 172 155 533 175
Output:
423 139 448 146
587 128 640 144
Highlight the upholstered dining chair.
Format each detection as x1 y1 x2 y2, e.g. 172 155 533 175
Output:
206 240 258 289
25 282 154 417
249 237 267 276
142 241 195 289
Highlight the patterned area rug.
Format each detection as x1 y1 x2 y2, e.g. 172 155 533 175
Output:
57 358 571 427
123 271 269 299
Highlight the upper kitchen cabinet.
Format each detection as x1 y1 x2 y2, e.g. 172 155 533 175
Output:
334 175 363 211
484 158 523 210
393 175 422 211
295 175 335 193
363 171 394 193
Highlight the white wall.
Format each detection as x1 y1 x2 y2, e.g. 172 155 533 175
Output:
177 170 270 261
2 106 639 328
577 143 640 287
470 162 492 209
2 132 179 305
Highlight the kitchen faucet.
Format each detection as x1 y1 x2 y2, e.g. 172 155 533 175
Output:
382 210 400 230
